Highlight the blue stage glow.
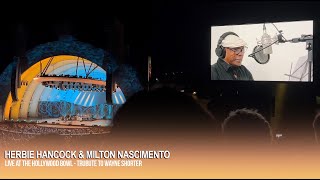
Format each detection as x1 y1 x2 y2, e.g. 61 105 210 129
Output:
112 87 126 105
39 89 106 107
39 64 107 107
106 104 113 120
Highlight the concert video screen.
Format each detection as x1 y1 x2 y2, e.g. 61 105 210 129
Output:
211 20 313 82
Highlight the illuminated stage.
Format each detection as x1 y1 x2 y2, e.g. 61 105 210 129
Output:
3 55 126 124
33 76 106 92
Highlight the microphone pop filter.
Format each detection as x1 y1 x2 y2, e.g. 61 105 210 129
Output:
249 45 270 64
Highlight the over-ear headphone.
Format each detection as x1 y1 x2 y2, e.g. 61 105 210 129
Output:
215 32 239 59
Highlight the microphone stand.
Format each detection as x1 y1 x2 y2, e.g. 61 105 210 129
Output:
282 35 313 82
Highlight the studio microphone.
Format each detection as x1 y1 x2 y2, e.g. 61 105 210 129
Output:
248 23 279 64
261 23 273 55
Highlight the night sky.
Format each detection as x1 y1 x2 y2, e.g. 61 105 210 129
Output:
0 1 320 87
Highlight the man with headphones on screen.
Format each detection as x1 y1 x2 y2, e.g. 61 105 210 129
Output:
211 32 253 80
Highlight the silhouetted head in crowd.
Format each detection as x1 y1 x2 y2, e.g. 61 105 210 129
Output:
221 108 273 145
312 112 320 144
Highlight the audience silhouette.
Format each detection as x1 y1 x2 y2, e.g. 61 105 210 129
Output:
221 108 273 145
